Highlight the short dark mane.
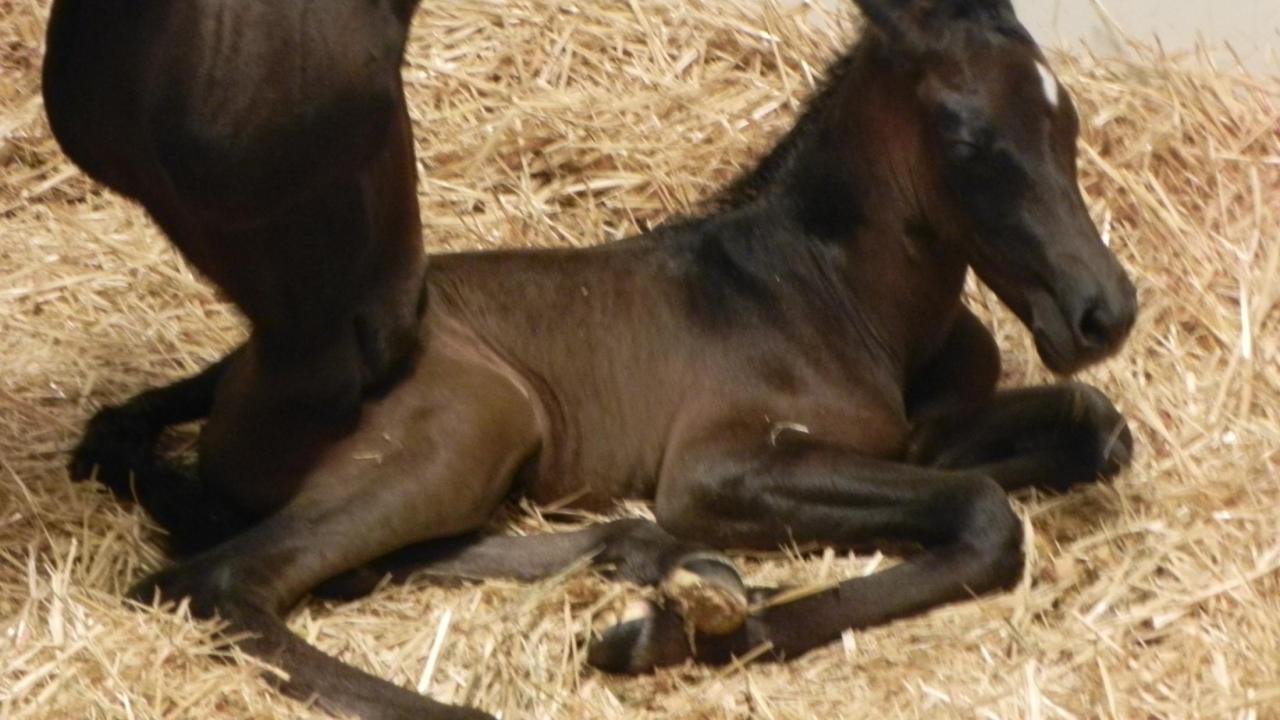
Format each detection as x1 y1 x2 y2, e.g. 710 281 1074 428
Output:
714 37 870 207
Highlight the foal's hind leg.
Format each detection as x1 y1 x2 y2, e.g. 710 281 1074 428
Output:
589 441 1024 673
907 381 1133 492
339 519 750 635
131 352 535 720
132 484 502 720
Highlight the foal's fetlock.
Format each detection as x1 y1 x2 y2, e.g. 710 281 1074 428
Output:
587 599 694 674
660 552 748 635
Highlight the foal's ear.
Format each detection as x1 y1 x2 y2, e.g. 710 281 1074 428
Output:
849 0 931 54
850 0 1018 53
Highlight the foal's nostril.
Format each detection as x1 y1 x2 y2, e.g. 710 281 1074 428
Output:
1078 305 1110 348
1076 297 1133 350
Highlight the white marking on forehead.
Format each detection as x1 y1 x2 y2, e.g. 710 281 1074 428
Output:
1035 61 1060 109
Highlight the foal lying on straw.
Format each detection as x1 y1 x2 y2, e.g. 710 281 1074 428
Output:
59 0 1136 718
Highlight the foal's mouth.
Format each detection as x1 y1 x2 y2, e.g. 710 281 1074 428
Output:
1026 288 1134 376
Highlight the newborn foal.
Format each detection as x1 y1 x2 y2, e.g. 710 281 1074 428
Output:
71 1 1137 718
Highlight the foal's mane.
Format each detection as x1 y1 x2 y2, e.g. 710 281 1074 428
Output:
713 6 1034 211
713 39 868 208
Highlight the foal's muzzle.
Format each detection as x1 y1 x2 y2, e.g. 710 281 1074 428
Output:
1029 267 1137 375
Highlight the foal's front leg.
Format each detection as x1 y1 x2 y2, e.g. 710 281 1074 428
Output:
907 381 1133 492
589 443 1025 672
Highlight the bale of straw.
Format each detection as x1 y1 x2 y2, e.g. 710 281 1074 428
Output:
1 0 1277 717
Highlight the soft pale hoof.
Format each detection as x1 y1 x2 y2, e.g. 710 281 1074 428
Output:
587 600 692 674
660 555 748 635
1100 419 1134 477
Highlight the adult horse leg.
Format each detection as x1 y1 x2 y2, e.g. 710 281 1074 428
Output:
164 83 425 518
70 351 233 492
588 442 1025 672
47 0 428 520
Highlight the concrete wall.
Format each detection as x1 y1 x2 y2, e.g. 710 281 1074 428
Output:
791 1 1279 72
1014 0 1277 70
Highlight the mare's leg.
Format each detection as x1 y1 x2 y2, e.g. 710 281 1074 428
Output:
907 381 1133 492
589 441 1024 673
131 351 535 720
187 88 428 516
70 353 261 554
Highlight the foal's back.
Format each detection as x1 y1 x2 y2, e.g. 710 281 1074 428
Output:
418 207 911 506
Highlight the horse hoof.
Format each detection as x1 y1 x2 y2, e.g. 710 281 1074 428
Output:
587 599 692 674
1099 416 1133 478
1068 381 1134 479
660 554 748 635
127 566 185 607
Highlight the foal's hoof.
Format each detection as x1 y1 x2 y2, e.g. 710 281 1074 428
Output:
1099 419 1133 478
588 596 768 674
588 599 695 673
660 554 748 635
69 406 157 497
1069 382 1134 480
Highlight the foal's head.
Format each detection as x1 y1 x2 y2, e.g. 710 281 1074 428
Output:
854 0 1136 374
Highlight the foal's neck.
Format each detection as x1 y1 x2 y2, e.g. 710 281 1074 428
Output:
740 37 969 370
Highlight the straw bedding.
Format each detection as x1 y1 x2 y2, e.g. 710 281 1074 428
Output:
1 0 1277 717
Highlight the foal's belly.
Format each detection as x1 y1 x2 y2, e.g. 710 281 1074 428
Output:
519 377 912 511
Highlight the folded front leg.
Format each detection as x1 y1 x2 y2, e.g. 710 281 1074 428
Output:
907 381 1133 492
589 442 1024 672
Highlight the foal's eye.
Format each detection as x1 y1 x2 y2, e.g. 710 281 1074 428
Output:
935 104 993 164
946 139 984 162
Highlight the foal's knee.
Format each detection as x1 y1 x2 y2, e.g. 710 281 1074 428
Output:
943 476 1024 591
